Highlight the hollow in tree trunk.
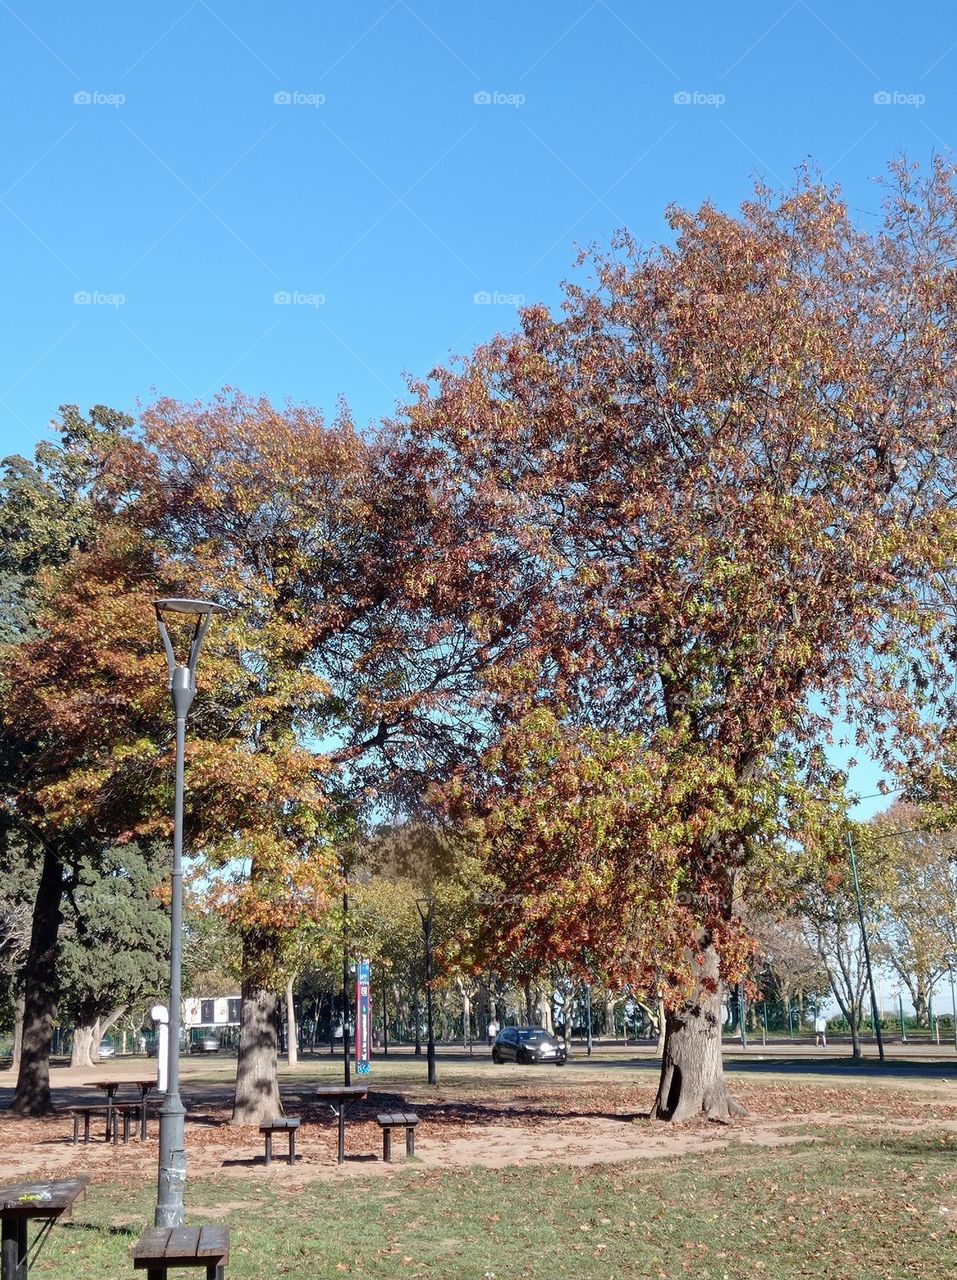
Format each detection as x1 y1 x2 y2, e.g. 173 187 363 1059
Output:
232 983 281 1125
654 936 746 1123
11 844 64 1116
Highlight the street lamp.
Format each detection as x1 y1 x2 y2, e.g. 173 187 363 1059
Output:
153 597 227 1229
415 898 437 1085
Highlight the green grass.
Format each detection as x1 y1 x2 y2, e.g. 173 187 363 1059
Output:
31 1128 957 1280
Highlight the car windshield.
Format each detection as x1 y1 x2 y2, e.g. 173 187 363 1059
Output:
519 1030 551 1042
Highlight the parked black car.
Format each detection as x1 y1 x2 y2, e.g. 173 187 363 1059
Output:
492 1027 567 1065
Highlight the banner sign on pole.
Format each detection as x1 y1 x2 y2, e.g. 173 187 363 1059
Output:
356 959 371 1075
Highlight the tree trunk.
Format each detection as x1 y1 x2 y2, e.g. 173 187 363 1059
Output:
231 983 281 1125
11 844 64 1115
849 1008 862 1059
10 992 25 1073
523 980 534 1026
656 995 666 1058
654 940 746 1123
604 993 617 1040
284 976 298 1067
70 1022 96 1068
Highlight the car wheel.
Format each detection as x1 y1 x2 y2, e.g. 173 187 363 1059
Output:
492 1048 502 1064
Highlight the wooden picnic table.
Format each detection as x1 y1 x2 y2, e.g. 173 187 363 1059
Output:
0 1176 89 1280
84 1078 157 1140
313 1085 369 1164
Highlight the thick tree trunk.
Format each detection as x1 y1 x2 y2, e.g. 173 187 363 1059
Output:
231 984 281 1125
656 995 666 1058
70 1022 96 1068
284 976 298 1067
11 844 64 1116
654 941 746 1124
523 980 534 1025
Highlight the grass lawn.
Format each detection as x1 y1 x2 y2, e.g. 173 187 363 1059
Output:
30 1126 957 1280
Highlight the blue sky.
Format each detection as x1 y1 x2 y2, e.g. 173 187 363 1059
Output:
3 0 954 814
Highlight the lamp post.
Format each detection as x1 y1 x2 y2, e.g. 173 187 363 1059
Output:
153 597 227 1229
415 898 437 1085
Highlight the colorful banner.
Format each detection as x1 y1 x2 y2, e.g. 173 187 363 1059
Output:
356 959 371 1075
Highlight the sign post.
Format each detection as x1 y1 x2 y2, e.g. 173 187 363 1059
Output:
356 960 371 1076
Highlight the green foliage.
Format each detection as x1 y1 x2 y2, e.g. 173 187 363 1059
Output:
57 843 170 1028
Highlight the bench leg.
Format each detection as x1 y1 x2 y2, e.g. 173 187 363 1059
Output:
73 1113 80 1145
207 1266 225 1280
2 1217 28 1280
382 1128 392 1163
146 1268 167 1280
264 1132 272 1167
288 1129 296 1167
406 1126 415 1158
124 1109 132 1144
140 1099 148 1140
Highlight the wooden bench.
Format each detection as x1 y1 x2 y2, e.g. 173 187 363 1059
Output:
376 1112 420 1162
69 1103 138 1145
133 1225 229 1279
259 1117 300 1167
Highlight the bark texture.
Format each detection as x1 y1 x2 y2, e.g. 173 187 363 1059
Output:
654 940 746 1124
11 845 64 1116
70 1023 96 1068
231 984 281 1125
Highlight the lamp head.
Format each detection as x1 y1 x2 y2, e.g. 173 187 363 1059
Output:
154 596 228 710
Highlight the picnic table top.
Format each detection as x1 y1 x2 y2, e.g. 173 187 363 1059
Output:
85 1079 156 1091
313 1084 369 1101
134 1226 229 1266
0 1177 89 1220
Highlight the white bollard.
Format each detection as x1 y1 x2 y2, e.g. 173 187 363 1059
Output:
151 1004 169 1094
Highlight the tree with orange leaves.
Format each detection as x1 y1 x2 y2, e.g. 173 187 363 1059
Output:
395 160 957 1120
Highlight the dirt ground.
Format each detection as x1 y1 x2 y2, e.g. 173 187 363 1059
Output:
3 1053 957 1189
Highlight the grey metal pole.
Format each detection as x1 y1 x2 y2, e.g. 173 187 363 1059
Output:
156 668 192 1227
423 908 436 1086
342 888 351 1087
846 831 885 1062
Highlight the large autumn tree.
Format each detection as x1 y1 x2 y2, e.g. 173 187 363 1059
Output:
98 395 492 1122
393 159 957 1120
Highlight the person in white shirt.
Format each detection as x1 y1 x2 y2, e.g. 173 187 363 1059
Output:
814 1014 828 1047
487 1019 499 1047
